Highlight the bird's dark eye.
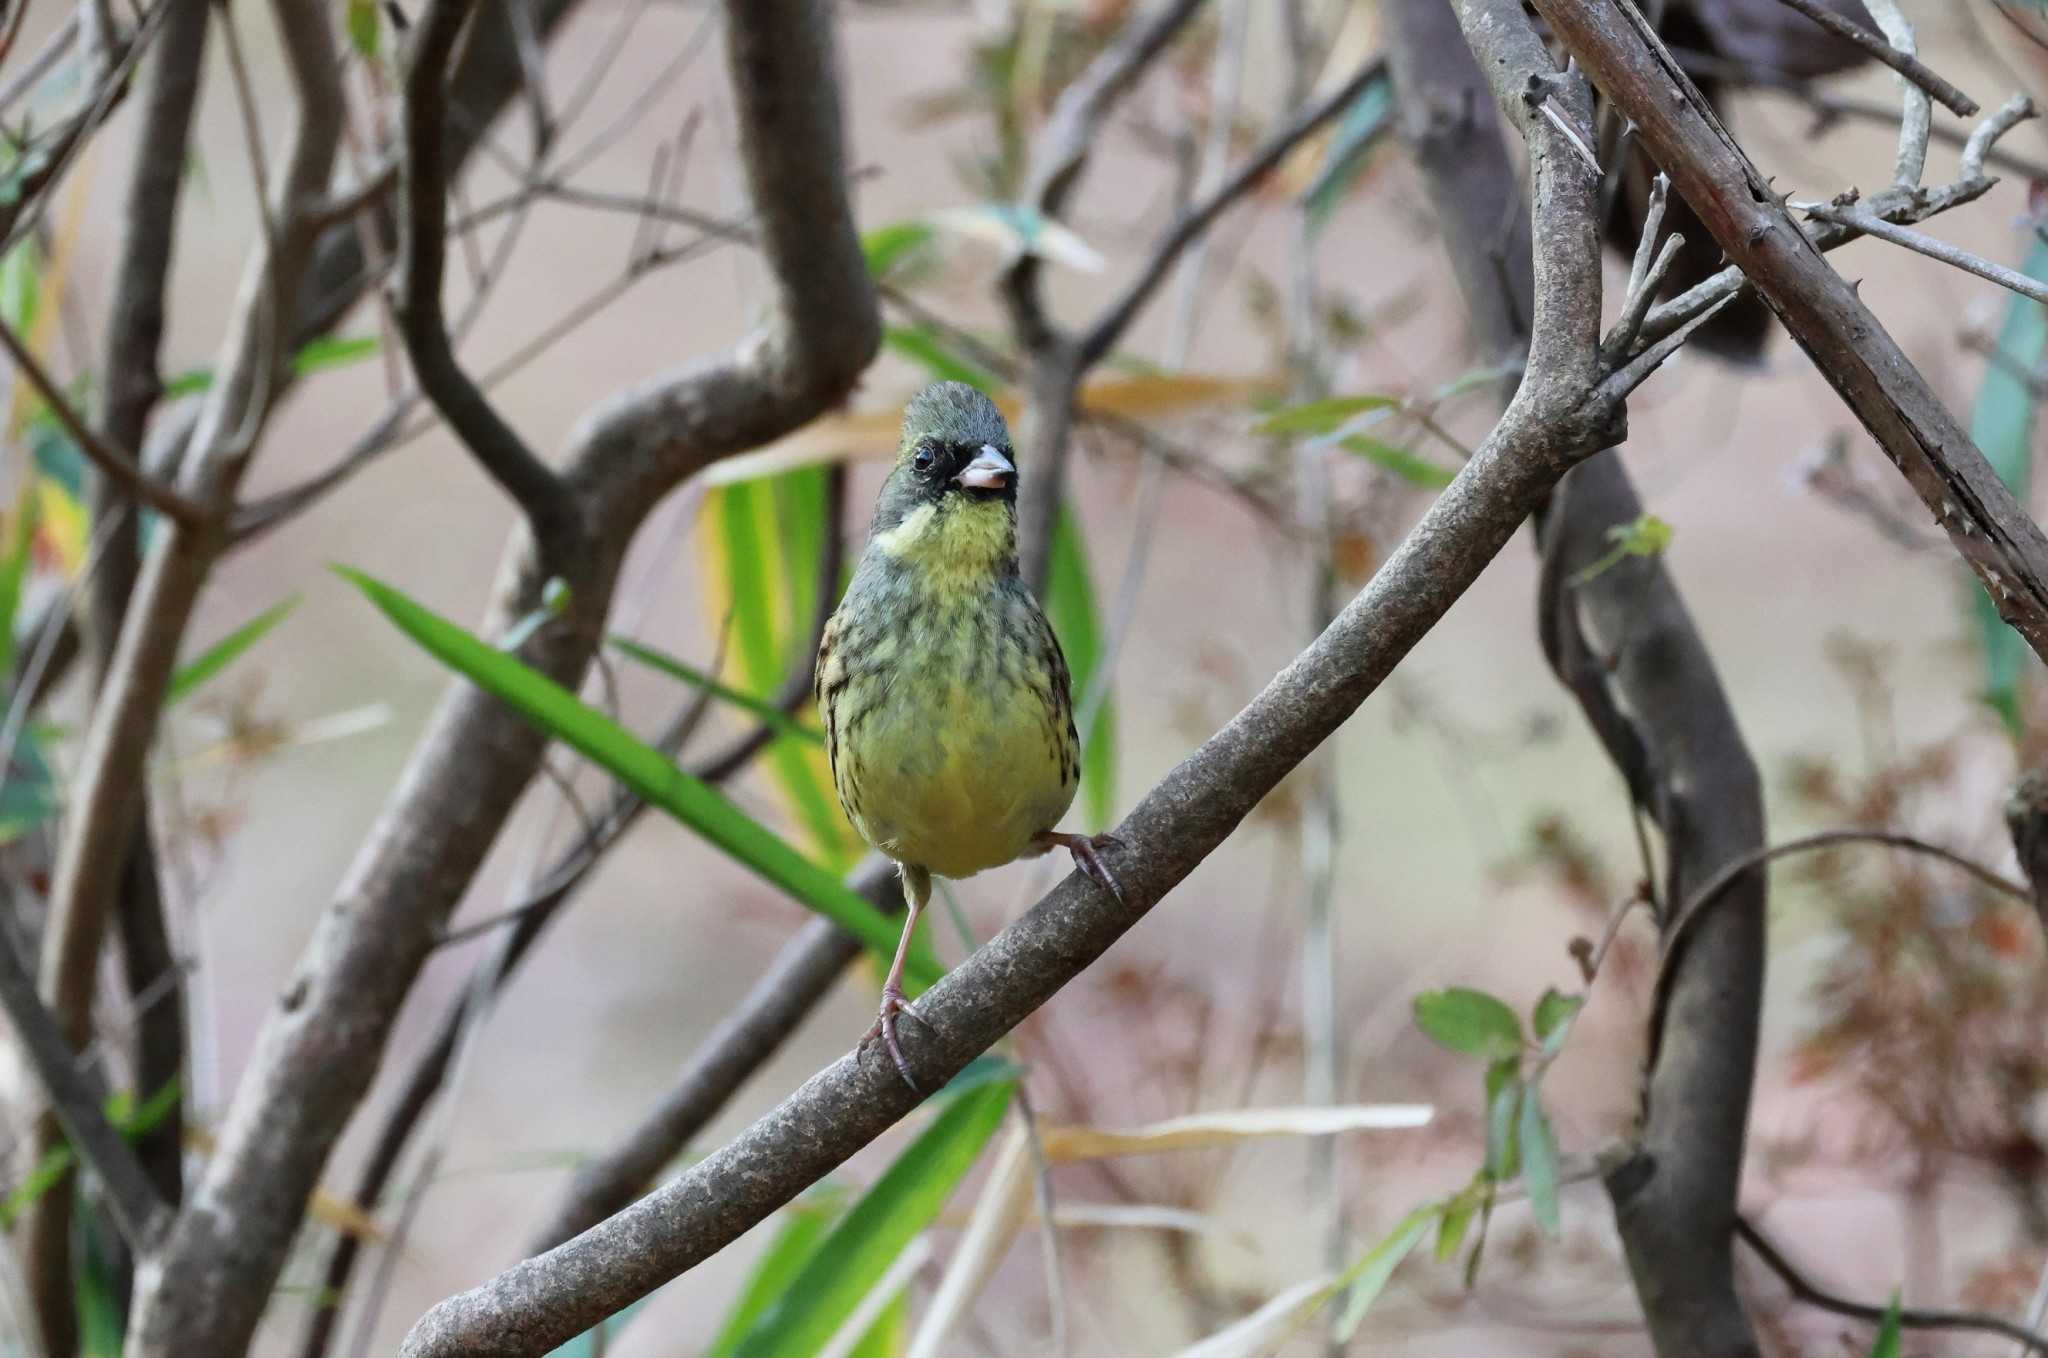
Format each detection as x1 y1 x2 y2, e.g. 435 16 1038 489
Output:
912 445 936 472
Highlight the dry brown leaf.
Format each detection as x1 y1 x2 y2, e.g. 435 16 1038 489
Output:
1038 1103 1432 1162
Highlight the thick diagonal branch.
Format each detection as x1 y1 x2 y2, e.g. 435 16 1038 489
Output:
400 30 1614 1351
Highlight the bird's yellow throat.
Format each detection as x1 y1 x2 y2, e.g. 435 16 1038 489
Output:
872 498 1017 597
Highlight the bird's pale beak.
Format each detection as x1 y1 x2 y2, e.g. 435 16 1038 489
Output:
954 445 1015 491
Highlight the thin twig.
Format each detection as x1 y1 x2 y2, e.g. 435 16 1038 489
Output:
0 317 211 525
1004 0 1206 351
396 0 574 554
1736 1217 2048 1353
1964 93 2037 181
1571 888 1651 985
1768 0 1978 117
1079 57 1388 366
1655 829 2027 1009
1794 200 2048 305
1861 0 1932 187
0 17 76 115
218 5 277 248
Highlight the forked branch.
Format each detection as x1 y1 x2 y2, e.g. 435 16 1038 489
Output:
396 0 577 555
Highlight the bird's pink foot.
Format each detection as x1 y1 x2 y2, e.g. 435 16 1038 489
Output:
1033 830 1126 904
861 983 934 1093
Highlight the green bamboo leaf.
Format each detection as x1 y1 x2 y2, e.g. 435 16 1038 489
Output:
1413 987 1523 1062
1303 69 1394 236
703 1188 847 1358
609 637 823 745
161 368 213 399
164 334 382 402
1336 434 1455 490
0 491 40 677
883 325 1000 392
345 0 380 59
0 726 60 844
1044 505 1116 832
28 411 86 499
292 334 379 374
1519 1088 1561 1238
1332 1201 1438 1339
1253 394 1399 437
730 1080 1015 1358
1866 1292 1902 1358
0 1078 179 1228
336 567 935 983
165 595 300 707
0 237 41 335
713 471 857 866
862 221 936 279
545 1297 652 1358
1968 236 2048 734
76 1209 123 1358
847 1287 908 1358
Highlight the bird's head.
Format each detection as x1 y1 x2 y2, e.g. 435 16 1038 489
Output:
866 382 1020 577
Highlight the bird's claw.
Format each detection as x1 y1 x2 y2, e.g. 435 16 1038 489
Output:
1036 830 1126 904
861 984 934 1093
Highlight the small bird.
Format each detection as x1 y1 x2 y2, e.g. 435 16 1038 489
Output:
816 382 1121 1089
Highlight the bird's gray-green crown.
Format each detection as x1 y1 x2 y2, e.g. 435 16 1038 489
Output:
868 382 1020 534
900 381 1013 460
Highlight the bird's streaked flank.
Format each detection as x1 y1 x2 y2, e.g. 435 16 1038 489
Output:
816 382 1120 1087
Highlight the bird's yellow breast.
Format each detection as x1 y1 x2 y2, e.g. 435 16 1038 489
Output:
820 499 1079 880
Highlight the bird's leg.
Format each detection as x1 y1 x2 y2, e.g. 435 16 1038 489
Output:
862 864 933 1092
1032 830 1126 904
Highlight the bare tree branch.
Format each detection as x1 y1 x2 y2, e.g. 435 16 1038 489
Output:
1004 4 1376 590
1003 0 1205 354
396 0 577 554
1388 3 1769 1355
52 3 343 1350
0 318 210 527
997 0 1207 590
1768 0 1978 117
126 2 878 1352
0 903 167 1253
1737 1216 2048 1353
90 0 208 1179
39 0 343 1110
1075 56 1386 367
291 0 589 347
1656 828 2028 1001
398 22 1622 1350
1534 0 2048 668
18 0 211 1337
1795 198 2048 303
